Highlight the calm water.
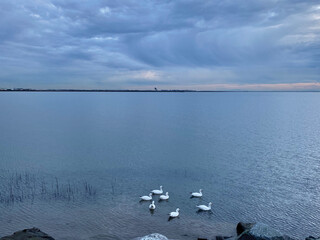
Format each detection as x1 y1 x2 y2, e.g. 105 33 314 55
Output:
0 92 319 239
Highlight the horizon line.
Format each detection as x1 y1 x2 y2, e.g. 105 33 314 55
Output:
1 88 320 93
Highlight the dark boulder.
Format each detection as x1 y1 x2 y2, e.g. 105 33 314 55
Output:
306 237 320 240
237 223 295 240
237 222 256 235
0 227 55 240
216 236 233 240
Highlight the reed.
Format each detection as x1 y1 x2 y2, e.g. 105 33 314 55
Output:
0 170 98 205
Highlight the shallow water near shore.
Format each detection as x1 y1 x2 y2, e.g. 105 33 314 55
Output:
0 92 320 239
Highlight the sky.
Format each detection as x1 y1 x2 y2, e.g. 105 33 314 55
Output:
0 0 320 90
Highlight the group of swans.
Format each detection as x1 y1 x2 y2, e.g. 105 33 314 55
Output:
140 186 170 202
139 186 170 211
139 186 212 219
191 189 212 211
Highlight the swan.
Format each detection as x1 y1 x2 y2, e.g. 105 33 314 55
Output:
191 189 202 198
149 201 156 210
159 192 169 200
140 193 152 201
196 202 212 211
151 186 163 195
169 208 180 218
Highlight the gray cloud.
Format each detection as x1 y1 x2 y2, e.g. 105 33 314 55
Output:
0 0 320 90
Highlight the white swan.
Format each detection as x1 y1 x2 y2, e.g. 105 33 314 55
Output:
149 201 156 210
160 192 169 200
151 186 163 195
140 193 152 201
169 208 180 218
196 202 212 211
191 189 202 198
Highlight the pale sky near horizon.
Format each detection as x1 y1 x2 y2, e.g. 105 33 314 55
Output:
0 0 320 90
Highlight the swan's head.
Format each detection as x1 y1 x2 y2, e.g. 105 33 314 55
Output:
199 189 202 193
149 193 152 197
166 192 169 196
152 201 155 204
208 202 212 206
176 208 180 212
160 185 163 189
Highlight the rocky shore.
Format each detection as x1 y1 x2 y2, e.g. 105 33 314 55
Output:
1 223 319 240
0 228 54 240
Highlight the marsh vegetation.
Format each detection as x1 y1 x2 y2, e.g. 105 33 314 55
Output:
0 170 97 205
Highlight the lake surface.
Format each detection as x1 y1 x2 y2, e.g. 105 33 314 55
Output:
0 92 319 239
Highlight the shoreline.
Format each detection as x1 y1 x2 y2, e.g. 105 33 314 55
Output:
1 89 320 93
1 222 319 240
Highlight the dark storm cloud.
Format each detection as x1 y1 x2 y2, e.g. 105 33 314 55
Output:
0 0 319 89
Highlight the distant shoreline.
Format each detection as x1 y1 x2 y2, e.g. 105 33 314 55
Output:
0 89 320 93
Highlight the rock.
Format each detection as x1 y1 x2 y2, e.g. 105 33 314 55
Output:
216 236 233 240
306 237 320 240
237 222 256 235
237 223 295 240
138 233 168 240
0 227 55 240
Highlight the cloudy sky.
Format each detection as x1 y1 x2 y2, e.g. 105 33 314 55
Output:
0 0 320 90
